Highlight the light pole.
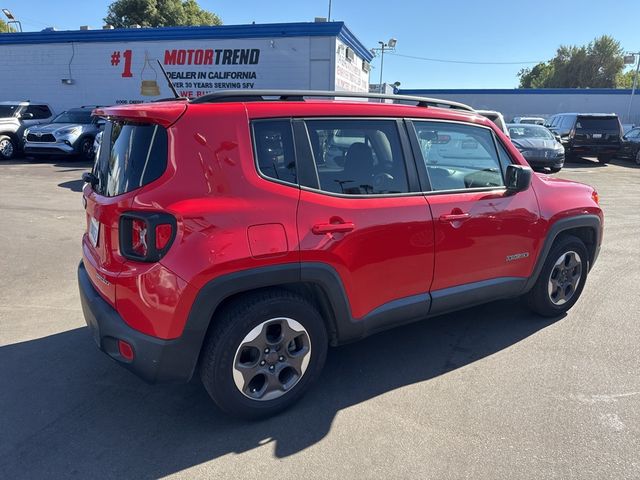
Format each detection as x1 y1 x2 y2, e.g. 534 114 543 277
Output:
371 38 397 94
328 0 332 21
1 9 22 32
624 52 640 123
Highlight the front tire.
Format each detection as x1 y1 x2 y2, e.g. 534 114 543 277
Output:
549 167 562 173
0 135 17 160
78 137 94 161
597 155 611 164
634 150 640 166
199 289 328 419
524 235 589 317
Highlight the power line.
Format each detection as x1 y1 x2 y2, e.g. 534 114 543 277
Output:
387 52 543 65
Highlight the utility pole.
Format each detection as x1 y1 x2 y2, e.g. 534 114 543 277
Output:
371 38 397 96
328 0 332 21
625 52 640 123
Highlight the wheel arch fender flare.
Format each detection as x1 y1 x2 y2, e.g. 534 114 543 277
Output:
524 214 602 292
180 262 355 380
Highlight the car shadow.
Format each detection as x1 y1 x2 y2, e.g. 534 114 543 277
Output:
562 156 637 169
57 179 85 192
0 299 562 478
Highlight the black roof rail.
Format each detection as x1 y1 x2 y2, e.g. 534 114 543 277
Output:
190 89 475 112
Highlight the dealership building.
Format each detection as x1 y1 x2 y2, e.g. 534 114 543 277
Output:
397 88 640 124
0 21 373 113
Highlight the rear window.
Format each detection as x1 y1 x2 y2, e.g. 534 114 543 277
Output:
94 121 168 197
576 116 620 131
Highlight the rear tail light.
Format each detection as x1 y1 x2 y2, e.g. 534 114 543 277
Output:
592 190 600 205
119 212 176 262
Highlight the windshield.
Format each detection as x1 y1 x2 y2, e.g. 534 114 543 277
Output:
52 110 93 124
508 125 554 140
0 105 20 118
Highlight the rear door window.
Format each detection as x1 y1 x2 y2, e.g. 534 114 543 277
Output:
94 121 168 197
25 105 52 120
304 119 409 195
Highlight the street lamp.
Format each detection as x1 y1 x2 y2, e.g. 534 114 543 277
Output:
371 38 397 94
624 52 640 123
2 9 22 32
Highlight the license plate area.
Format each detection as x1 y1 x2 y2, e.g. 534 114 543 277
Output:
89 217 100 247
592 133 603 139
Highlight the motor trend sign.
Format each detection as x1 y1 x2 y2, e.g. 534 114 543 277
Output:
105 39 308 102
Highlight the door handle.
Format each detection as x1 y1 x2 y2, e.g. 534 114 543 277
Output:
312 222 355 234
439 213 471 222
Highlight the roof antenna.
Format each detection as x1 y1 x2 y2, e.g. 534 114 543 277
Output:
156 60 180 99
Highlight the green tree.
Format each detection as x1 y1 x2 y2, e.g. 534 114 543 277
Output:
518 35 628 88
0 18 16 33
104 0 222 28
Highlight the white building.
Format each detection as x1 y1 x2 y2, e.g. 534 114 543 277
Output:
0 21 373 113
398 88 640 124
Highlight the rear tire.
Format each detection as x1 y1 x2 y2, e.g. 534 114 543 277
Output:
597 155 611 164
634 150 640 166
524 235 589 317
0 135 17 160
199 289 328 419
549 167 561 173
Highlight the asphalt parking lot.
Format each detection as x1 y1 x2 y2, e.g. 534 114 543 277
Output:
0 156 638 479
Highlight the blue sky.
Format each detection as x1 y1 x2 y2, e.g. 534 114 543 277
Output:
4 0 640 88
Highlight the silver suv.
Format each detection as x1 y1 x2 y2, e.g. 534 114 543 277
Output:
0 101 54 160
24 107 104 160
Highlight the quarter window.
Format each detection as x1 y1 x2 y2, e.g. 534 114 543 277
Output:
304 119 409 195
413 121 505 191
253 120 297 185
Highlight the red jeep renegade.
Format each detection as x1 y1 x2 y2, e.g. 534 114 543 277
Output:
79 91 603 418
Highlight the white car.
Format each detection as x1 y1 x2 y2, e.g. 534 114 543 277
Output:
476 110 510 137
513 116 545 126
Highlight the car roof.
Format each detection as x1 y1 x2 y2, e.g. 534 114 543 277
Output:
97 95 498 130
555 112 617 117
0 101 49 106
507 123 546 127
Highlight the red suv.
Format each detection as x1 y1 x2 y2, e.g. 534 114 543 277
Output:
79 91 603 418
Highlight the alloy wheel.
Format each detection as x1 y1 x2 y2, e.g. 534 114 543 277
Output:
547 250 583 306
232 317 311 401
0 138 14 158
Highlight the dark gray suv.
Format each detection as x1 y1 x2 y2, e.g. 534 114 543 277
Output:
24 107 104 160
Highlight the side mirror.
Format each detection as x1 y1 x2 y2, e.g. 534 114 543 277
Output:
20 113 34 120
505 164 532 194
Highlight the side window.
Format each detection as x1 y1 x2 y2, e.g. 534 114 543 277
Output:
252 120 297 185
25 105 52 120
495 141 513 176
304 119 409 195
413 121 504 191
561 115 575 129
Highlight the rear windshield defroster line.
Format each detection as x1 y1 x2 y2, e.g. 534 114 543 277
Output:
94 121 168 197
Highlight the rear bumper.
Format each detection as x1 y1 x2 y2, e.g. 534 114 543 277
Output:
78 261 197 384
567 144 620 156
